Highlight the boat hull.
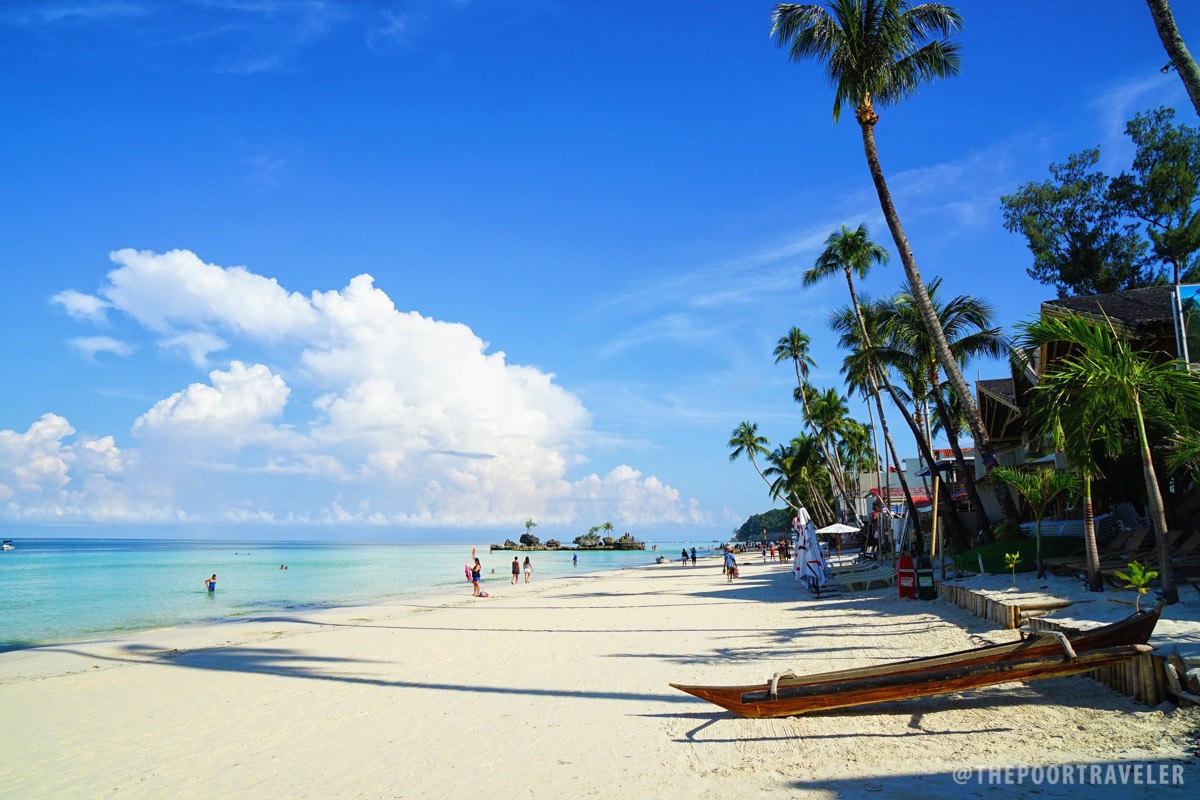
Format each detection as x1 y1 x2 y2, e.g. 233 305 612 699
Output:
672 645 1152 718
670 609 1159 718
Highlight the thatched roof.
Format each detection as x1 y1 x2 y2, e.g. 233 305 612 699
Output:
1042 285 1175 333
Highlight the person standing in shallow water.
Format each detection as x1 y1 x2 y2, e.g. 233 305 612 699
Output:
511 557 520 585
204 574 217 592
523 556 532 584
572 553 577 567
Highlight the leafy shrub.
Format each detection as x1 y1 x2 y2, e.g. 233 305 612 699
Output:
993 519 1026 541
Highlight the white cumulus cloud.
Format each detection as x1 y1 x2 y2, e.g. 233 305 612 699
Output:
18 249 710 529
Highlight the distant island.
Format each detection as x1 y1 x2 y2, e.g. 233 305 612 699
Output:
490 530 646 551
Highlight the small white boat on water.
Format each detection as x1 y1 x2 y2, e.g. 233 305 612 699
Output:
1 540 13 551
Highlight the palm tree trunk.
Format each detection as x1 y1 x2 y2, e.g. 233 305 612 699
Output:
823 430 859 527
858 120 1022 526
750 456 803 514
1134 402 1179 604
931 384 993 544
1081 474 1103 592
806 475 835 526
794 374 862 529
877 390 921 544
1146 0 1200 117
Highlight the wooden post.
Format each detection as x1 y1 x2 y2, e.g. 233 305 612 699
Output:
930 476 940 559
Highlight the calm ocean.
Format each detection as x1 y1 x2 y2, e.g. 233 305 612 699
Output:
0 538 719 650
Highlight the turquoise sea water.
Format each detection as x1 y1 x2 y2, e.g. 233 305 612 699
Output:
0 538 719 650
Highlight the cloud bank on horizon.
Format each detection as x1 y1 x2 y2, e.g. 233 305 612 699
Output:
0 249 707 529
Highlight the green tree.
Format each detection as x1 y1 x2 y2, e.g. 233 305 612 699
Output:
1108 107 1200 284
1145 0 1200 117
802 223 889 529
1002 108 1200 293
882 278 1007 544
1001 149 1152 297
990 467 1081 578
729 421 803 511
1021 312 1200 603
766 435 836 524
808 387 863 526
774 327 856 521
829 295 924 534
771 1 1019 527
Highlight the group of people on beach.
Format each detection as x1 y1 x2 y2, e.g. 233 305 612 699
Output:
467 549 582 597
510 556 533 585
679 547 697 565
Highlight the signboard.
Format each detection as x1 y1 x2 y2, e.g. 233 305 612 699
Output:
1175 284 1200 367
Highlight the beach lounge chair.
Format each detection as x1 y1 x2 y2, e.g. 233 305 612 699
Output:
1112 502 1150 532
1044 524 1143 574
838 563 896 592
1100 530 1200 584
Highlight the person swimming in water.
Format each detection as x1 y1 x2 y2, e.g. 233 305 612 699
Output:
204 574 217 592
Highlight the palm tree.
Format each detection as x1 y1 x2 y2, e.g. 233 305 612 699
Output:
990 467 1082 579
773 327 859 521
729 421 804 512
808 387 864 526
1018 352 1114 592
765 436 837 524
829 296 925 543
883 279 1006 543
1145 0 1200 117
772 1 1021 526
1021 312 1200 603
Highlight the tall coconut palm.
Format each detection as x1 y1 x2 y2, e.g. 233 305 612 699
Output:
729 422 803 513
1018 357 1115 593
765 436 837 524
829 296 925 542
1021 312 1200 604
882 279 1006 543
772 1 1021 525
773 328 859 521
807 387 864 525
990 467 1082 579
1145 0 1200 117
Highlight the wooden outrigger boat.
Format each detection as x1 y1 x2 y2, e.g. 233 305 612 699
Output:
670 608 1159 718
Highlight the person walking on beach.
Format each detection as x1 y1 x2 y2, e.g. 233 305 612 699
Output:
523 556 532 583
511 557 520 585
690 547 697 566
723 549 737 583
471 558 482 596
681 548 689 565
204 574 217 592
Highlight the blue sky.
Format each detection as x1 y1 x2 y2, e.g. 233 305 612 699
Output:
0 1 1196 540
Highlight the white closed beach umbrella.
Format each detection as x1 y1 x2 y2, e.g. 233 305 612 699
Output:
793 507 828 592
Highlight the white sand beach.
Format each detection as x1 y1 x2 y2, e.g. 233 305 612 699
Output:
2 561 1198 799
